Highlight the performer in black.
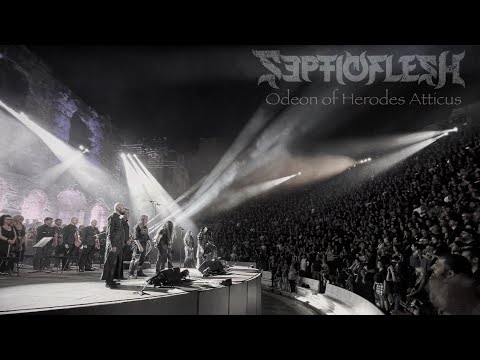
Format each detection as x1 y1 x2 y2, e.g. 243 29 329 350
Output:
33 217 55 271
129 214 151 278
114 208 130 281
183 230 196 268
79 219 99 271
101 203 126 288
154 220 174 273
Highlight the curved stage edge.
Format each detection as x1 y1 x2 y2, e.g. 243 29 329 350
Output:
261 271 384 315
0 267 262 315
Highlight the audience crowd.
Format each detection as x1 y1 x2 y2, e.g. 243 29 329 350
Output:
200 123 480 315
2 121 480 315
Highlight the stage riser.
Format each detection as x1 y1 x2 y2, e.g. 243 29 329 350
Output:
15 273 262 315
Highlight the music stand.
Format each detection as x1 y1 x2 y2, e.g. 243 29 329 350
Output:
29 237 53 273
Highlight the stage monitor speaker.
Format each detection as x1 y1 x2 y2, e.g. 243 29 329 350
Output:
198 260 223 273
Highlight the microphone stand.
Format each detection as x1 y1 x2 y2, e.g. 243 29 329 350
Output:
179 228 184 269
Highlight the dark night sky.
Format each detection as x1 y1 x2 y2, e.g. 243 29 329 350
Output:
29 45 266 152
29 45 480 154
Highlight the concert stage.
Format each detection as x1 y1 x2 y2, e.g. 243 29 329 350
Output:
0 266 262 315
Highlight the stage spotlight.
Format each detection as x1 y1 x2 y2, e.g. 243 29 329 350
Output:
79 145 85 150
367 157 372 161
443 127 458 135
85 148 89 153
443 132 449 136
120 153 126 158
298 172 302 175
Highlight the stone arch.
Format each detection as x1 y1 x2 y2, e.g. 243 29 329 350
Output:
0 57 29 111
21 189 47 222
57 189 87 225
69 110 93 151
89 200 109 230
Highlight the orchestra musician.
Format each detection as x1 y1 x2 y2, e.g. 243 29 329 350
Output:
12 215 26 268
96 227 107 264
33 217 55 271
0 215 18 273
79 220 99 272
52 218 64 268
62 217 80 270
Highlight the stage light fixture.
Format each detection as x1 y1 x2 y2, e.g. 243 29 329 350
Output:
79 145 85 150
453 127 458 132
298 172 302 175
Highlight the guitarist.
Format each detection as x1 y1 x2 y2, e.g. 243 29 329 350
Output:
62 217 79 270
154 220 174 273
129 215 150 278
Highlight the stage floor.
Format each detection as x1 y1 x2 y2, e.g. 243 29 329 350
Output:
0 265 259 314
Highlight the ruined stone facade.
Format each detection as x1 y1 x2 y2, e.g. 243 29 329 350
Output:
0 45 124 227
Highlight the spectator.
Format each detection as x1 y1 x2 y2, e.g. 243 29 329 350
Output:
299 254 307 277
311 253 322 280
461 247 480 286
373 272 387 311
288 263 298 293
196 124 480 314
429 254 479 314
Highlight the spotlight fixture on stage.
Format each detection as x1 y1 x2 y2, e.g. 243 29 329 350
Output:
358 157 372 164
298 172 302 175
79 145 85 150
443 127 458 136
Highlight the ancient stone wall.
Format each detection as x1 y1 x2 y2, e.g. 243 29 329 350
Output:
0 45 123 224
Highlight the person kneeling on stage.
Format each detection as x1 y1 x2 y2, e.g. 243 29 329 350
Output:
154 221 174 273
129 215 151 278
